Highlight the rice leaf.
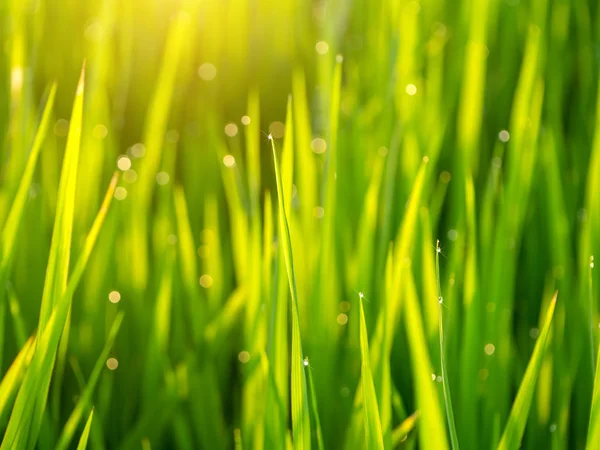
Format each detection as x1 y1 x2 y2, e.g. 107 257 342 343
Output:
403 272 449 450
497 293 557 450
55 312 124 450
76 409 94 450
359 295 384 449
0 84 56 289
435 240 460 450
271 137 311 450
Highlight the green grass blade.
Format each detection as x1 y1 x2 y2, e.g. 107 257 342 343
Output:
305 361 324 450
0 337 34 421
75 409 94 450
497 293 557 450
403 271 449 450
127 9 191 292
0 167 117 449
1 66 85 450
38 68 85 333
271 137 311 450
391 411 419 447
359 295 384 450
587 259 599 449
173 185 205 344
436 240 459 450
55 312 124 450
0 84 56 286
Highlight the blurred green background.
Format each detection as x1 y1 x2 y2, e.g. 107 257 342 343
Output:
1 0 600 448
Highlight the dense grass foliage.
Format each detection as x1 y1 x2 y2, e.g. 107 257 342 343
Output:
1 0 600 448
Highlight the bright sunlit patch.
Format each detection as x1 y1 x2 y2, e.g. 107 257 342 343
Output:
269 121 285 139
238 351 250 363
311 138 327 154
198 63 217 81
106 358 119 370
591 255 595 269
93 124 108 140
241 115 251 126
336 313 348 325
484 343 495 355
114 187 127 201
405 84 417 96
156 171 170 185
199 274 213 288
223 155 236 167
85 21 103 42
224 123 238 137
108 291 121 304
117 155 132 171
498 130 510 142
131 143 146 158
124 169 137 183
315 41 329 55
11 67 23 92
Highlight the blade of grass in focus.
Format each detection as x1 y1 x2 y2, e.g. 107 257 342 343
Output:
76 409 94 450
587 260 599 450
55 312 124 450
1 66 86 450
435 240 459 450
497 293 557 450
0 337 34 423
358 294 384 449
403 271 449 450
271 137 311 450
1 159 117 449
265 95 294 450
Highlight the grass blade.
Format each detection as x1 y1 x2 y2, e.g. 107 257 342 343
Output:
436 240 460 450
403 271 449 450
55 312 124 450
359 295 384 449
271 137 311 450
391 411 419 447
0 337 34 421
497 293 557 450
0 84 56 287
1 166 117 449
76 409 94 450
587 259 599 449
